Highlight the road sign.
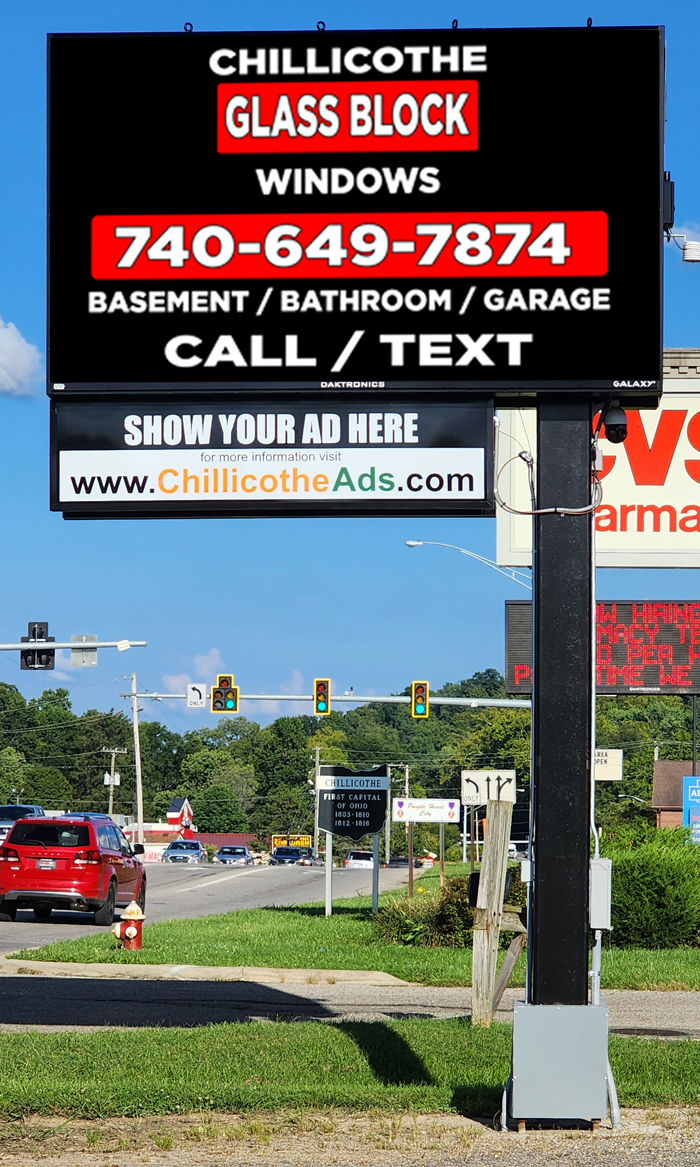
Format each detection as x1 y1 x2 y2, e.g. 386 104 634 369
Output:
683 775 700 844
71 634 97 666
461 769 516 804
506 600 700 695
186 683 206 709
47 27 662 399
594 749 623 781
392 798 460 823
50 398 493 518
316 764 389 841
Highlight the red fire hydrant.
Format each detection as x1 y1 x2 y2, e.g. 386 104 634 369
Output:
111 901 145 950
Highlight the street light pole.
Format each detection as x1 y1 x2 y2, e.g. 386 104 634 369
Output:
405 540 532 589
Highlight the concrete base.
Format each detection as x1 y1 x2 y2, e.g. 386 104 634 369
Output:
510 1003 609 1122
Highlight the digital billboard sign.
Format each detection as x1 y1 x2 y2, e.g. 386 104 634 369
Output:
51 397 493 517
47 26 664 397
506 600 700 695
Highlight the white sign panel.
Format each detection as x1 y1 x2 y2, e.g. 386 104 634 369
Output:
461 769 517 804
594 748 623 781
317 773 390 792
392 798 461 823
496 390 700 568
59 447 486 506
186 683 207 709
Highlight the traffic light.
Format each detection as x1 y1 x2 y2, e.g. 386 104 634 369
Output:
20 622 55 670
210 674 239 713
314 678 331 715
411 681 430 719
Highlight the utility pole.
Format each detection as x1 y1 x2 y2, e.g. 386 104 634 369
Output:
102 746 127 816
130 674 145 845
313 745 320 852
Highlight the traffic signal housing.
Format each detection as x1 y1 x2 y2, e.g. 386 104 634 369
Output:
314 678 331 716
411 681 430 719
20 622 55 670
210 674 239 713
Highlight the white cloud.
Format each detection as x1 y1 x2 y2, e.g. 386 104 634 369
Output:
280 669 305 695
193 647 224 678
162 672 191 693
0 316 43 395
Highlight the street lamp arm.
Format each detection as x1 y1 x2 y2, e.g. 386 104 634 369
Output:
405 540 532 589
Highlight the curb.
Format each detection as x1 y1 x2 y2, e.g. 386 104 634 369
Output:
0 957 409 985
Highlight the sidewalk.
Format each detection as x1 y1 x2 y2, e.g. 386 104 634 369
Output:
0 956 698 1035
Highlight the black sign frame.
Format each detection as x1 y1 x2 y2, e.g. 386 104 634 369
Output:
47 26 664 403
50 395 493 518
317 764 389 841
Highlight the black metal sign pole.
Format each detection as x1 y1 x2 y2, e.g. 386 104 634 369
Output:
531 402 592 1004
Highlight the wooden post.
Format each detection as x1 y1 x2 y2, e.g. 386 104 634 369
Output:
408 822 414 897
470 806 476 872
439 821 445 887
492 932 527 1013
471 798 513 1027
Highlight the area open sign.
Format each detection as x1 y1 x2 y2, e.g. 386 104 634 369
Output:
506 600 700 695
217 79 479 153
91 211 607 281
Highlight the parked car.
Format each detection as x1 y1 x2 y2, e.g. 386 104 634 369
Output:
0 805 44 846
163 839 208 865
269 846 303 866
0 815 145 924
384 855 421 868
212 845 254 866
345 850 374 869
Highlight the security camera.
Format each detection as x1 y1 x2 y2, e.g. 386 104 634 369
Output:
604 405 628 444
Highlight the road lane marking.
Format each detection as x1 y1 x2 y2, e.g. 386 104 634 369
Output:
170 871 252 894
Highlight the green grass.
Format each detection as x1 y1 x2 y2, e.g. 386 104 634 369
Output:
0 1021 696 1118
11 863 700 989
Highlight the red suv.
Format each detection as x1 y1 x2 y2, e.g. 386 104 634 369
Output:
0 816 146 925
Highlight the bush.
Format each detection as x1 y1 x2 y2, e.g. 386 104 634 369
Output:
374 867 526 949
608 836 700 948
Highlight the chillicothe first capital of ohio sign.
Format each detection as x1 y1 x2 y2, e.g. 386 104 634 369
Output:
47 27 664 395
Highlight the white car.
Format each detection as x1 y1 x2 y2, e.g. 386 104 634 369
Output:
344 850 374 869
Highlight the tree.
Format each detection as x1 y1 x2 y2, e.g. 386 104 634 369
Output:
0 748 27 803
23 766 73 810
250 783 314 838
253 718 311 795
191 783 247 832
180 750 258 812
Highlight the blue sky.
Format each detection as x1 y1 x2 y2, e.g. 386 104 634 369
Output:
0 0 699 735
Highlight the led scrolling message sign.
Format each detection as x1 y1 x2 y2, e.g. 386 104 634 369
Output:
47 26 664 394
506 601 700 695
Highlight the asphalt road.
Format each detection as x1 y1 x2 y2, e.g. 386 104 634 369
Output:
0 861 413 956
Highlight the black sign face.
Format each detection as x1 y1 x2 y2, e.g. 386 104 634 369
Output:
48 27 663 398
51 398 492 517
317 765 389 840
506 600 700 695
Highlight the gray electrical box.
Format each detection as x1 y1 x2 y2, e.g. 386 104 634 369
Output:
589 858 612 930
511 1004 608 1121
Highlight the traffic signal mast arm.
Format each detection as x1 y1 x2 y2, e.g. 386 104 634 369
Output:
123 689 530 709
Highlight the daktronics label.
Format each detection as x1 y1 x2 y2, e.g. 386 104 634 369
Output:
91 212 607 281
216 80 478 153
